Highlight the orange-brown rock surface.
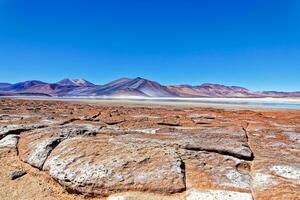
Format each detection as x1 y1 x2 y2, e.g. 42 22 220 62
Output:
0 98 299 200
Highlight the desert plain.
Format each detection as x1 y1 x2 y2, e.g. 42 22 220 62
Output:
0 97 299 200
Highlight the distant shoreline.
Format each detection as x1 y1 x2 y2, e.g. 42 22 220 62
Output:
1 96 300 110
1 95 300 102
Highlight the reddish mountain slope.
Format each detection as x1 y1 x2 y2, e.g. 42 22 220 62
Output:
0 78 299 97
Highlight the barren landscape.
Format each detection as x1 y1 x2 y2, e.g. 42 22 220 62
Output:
0 98 299 200
2 0 300 199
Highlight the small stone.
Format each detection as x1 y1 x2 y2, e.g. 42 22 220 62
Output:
192 118 212 124
236 162 251 174
188 113 216 119
9 170 27 180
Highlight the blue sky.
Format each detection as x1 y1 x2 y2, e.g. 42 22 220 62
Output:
0 0 299 91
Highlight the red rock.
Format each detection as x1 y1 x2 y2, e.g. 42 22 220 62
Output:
43 136 186 196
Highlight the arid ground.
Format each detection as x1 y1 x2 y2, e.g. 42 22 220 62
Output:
0 98 299 200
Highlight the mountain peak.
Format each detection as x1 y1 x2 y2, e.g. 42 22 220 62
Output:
57 78 75 86
72 79 95 87
57 78 94 87
135 77 143 80
132 77 154 84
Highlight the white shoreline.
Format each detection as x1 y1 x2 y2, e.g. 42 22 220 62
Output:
1 96 300 110
2 96 300 104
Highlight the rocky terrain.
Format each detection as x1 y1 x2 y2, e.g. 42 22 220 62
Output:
0 98 299 200
0 77 299 97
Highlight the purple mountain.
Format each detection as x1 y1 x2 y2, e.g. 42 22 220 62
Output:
66 77 178 97
0 83 12 89
167 83 258 97
1 80 47 91
0 77 299 98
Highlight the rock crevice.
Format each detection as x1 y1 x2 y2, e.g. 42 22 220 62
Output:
182 146 254 161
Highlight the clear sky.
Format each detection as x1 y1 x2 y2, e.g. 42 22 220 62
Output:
0 0 299 91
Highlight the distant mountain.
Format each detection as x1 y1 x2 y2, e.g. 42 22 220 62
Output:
0 83 12 89
66 77 178 97
0 80 47 92
0 77 299 98
21 83 79 95
56 79 95 87
168 83 259 97
99 77 178 97
259 91 300 98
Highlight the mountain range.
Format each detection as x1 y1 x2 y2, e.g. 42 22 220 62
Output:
0 77 299 98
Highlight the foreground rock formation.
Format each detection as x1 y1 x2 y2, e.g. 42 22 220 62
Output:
0 98 299 200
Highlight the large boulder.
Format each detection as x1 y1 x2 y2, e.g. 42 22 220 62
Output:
43 136 186 197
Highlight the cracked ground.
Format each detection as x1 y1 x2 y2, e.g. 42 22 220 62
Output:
0 98 299 200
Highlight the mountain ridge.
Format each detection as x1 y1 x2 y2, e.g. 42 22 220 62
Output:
0 77 299 98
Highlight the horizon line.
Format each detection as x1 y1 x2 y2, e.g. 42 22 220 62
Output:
1 76 299 93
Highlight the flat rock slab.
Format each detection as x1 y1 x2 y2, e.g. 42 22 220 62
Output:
179 149 252 192
0 134 19 149
246 124 300 199
192 118 212 124
113 125 253 160
18 124 102 169
251 160 300 199
187 113 216 119
43 136 186 197
0 125 33 140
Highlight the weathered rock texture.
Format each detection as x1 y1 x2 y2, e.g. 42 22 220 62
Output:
0 134 19 149
18 124 102 169
43 136 186 196
0 98 299 199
